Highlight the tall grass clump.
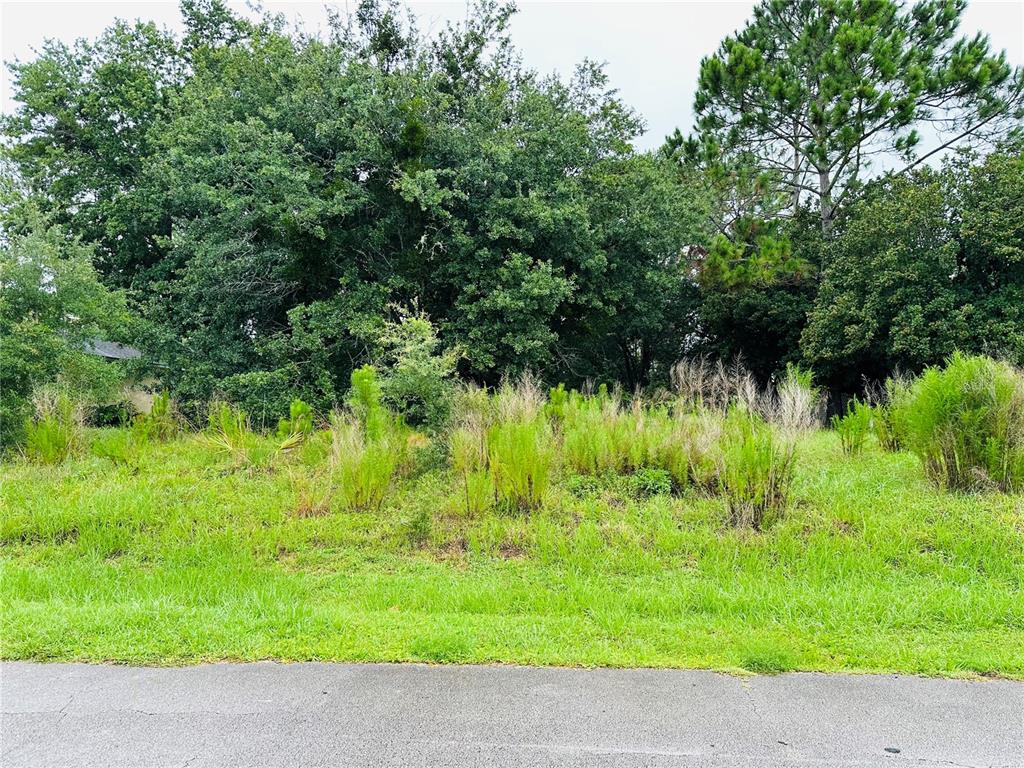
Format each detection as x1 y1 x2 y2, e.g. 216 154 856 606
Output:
716 409 796 529
486 376 555 512
132 391 178 442
671 356 760 413
449 386 494 515
331 366 417 511
561 389 639 475
329 412 408 511
869 374 912 452
23 386 84 464
832 398 873 455
894 353 1024 492
770 363 824 434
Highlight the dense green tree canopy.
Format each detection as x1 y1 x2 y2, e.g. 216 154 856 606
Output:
3 0 1022 417
801 143 1024 388
4 0 708 406
0 202 130 441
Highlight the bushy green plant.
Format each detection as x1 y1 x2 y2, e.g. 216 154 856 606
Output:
716 410 796 529
347 365 390 440
872 375 912 452
277 398 315 440
132 391 177 442
330 412 407 511
545 383 570 423
628 468 673 499
216 369 296 431
832 399 873 456
375 307 459 431
893 353 1024 491
22 387 83 464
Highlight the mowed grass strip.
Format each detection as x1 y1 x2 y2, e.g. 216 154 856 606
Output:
2 431 1022 675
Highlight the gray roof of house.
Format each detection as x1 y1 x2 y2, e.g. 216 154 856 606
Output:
83 340 143 360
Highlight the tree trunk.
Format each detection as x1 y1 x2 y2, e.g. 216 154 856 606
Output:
819 167 833 235
791 118 801 212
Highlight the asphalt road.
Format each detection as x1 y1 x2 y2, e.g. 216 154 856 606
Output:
2 662 1022 767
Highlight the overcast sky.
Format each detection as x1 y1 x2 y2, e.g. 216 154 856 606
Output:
2 0 1022 150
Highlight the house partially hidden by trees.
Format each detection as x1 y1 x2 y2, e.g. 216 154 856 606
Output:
83 340 142 362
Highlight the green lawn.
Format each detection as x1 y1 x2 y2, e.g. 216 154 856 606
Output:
2 429 1022 676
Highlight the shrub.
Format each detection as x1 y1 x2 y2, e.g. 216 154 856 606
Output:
347 365 390 439
375 307 459 431
329 366 421 511
832 399 873 455
23 387 83 464
871 375 912 452
628 467 673 498
545 383 570 423
893 353 1024 492
716 409 796 529
216 369 296 430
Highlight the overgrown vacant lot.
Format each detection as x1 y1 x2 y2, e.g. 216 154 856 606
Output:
2 427 1022 676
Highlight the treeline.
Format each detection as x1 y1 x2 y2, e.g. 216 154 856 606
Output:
1 0 1022 437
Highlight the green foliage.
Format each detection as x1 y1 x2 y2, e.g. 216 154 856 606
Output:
449 422 493 517
347 365 394 441
375 307 459 431
328 365 422 512
22 387 83 464
802 148 1024 390
132 392 177 442
4 422 1023 674
91 428 148 470
217 370 298 433
545 383 570 423
716 410 796 529
4 0 707 399
628 468 674 499
872 376 913 452
487 418 554 513
832 400 873 456
277 399 314 440
402 494 435 549
893 353 1024 492
329 411 411 512
203 401 302 471
688 0 1021 232
0 210 130 446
